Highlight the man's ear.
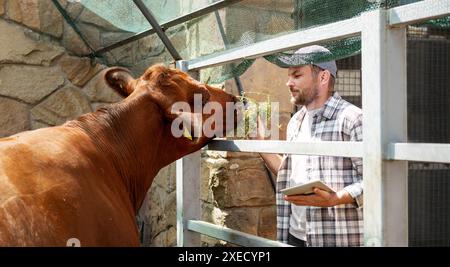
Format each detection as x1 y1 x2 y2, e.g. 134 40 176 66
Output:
320 70 332 85
104 67 135 97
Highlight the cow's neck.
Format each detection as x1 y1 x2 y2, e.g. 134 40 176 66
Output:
72 94 166 212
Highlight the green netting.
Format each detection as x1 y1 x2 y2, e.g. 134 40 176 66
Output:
422 17 450 29
209 0 378 84
53 0 450 81
210 59 256 84
211 0 450 84
54 0 224 50
295 0 379 29
78 0 222 33
79 0 150 33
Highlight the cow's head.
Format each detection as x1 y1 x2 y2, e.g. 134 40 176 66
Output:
104 64 238 151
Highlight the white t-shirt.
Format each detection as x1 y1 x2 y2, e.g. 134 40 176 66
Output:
289 108 320 241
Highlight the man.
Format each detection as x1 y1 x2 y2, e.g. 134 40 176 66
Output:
257 45 363 246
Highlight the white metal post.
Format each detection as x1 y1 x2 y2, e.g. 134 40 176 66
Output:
176 60 202 247
362 9 408 246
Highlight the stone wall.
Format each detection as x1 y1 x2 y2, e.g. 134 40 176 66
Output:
138 149 278 247
0 18 123 137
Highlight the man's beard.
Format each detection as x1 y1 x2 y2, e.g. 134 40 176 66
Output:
290 85 319 106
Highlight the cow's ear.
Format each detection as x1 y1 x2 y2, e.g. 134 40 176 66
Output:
105 67 135 97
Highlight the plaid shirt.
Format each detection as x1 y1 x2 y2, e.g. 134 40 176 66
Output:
276 92 364 246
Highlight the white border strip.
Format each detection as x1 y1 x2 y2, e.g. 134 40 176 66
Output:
187 16 362 70
389 0 450 27
387 143 450 163
187 220 290 247
207 140 363 157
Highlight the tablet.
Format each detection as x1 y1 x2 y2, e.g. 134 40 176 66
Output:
280 179 335 196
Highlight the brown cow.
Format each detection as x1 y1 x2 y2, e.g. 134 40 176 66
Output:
0 64 237 246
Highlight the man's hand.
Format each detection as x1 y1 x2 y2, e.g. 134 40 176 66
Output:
284 188 355 207
248 116 267 140
248 116 282 176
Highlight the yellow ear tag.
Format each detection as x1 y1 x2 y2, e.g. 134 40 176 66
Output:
182 126 193 141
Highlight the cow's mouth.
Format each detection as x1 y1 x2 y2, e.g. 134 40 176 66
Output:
182 124 199 143
176 112 202 143
177 111 236 144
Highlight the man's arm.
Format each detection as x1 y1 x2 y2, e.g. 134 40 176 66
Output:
259 153 282 176
254 117 283 175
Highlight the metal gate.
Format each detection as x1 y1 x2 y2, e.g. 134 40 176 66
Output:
176 0 450 247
